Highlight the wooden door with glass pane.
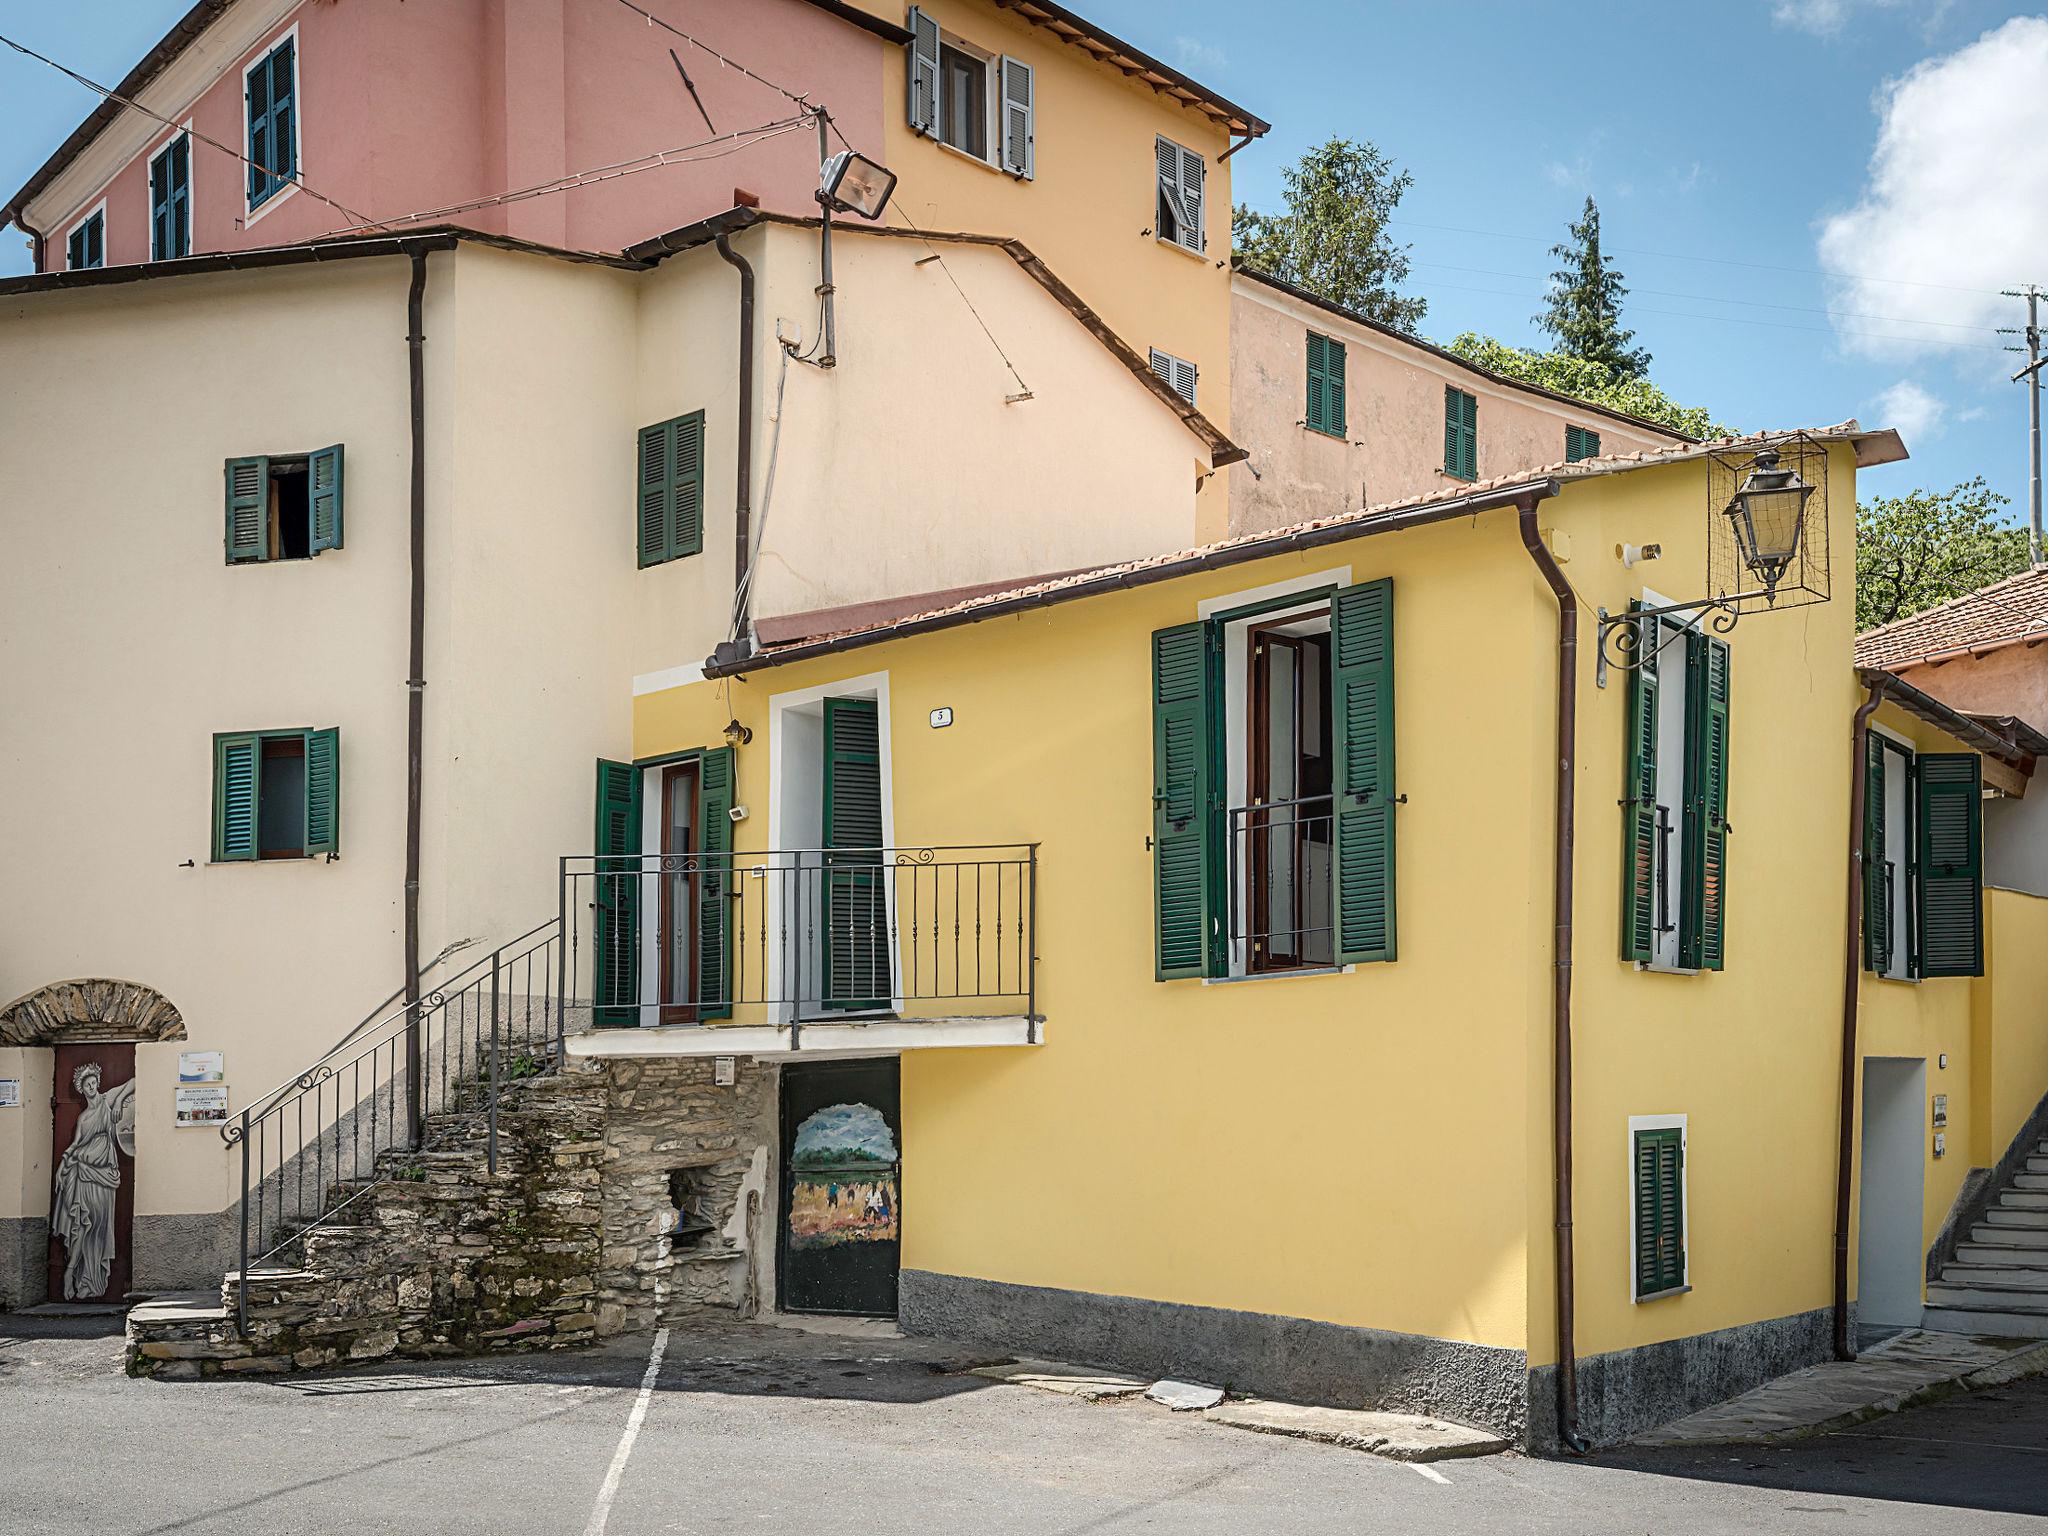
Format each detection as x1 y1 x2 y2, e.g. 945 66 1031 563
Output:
1247 617 1336 970
658 761 701 1024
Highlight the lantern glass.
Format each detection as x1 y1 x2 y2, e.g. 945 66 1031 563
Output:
1725 446 1813 588
819 150 897 220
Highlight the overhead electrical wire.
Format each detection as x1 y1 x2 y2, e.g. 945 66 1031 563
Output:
609 0 817 111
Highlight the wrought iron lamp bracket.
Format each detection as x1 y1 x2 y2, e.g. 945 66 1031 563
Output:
1594 593 1758 688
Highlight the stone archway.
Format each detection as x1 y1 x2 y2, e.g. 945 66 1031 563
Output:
0 979 186 1047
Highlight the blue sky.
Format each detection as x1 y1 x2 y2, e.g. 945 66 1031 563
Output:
5 1 2046 512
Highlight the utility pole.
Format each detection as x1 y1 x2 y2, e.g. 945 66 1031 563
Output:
2002 285 2045 567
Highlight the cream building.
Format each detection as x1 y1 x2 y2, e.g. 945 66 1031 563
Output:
0 215 1230 1304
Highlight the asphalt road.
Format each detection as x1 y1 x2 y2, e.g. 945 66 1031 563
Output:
4 1311 2045 1534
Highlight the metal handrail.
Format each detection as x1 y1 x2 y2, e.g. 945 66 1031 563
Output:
1225 795 1336 965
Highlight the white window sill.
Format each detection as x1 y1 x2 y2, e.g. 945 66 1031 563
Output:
935 138 1006 176
1633 1283 1692 1304
244 178 301 229
1154 233 1210 263
1635 961 1700 977
1203 965 1355 986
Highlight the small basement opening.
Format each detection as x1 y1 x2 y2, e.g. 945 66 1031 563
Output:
668 1168 717 1251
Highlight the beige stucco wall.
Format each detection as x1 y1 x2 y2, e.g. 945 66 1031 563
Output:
1894 647 2048 735
1227 278 1683 537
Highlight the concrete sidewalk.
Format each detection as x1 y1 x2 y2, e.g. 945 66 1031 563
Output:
1635 1329 2048 1446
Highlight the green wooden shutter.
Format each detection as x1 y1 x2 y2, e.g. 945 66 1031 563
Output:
1633 1127 1685 1298
823 698 890 1009
637 421 673 568
213 733 260 861
1326 336 1346 438
696 746 735 1020
1620 608 1659 963
1331 579 1397 964
1565 425 1601 462
673 412 704 558
1305 333 1327 435
1680 633 1731 972
1152 621 1221 979
1444 388 1477 479
1863 734 1889 972
225 457 269 562
1915 753 1983 978
304 727 340 856
592 758 643 1026
308 445 344 553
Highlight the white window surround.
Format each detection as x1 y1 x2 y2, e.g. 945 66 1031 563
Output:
63 200 107 269
933 27 999 168
1871 723 1917 984
766 669 900 1025
1638 585 1698 976
1627 1112 1689 1302
146 121 196 258
241 22 303 228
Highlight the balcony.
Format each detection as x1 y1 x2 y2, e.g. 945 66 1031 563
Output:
557 845 1038 1056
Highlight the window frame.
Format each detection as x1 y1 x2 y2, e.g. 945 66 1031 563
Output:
148 125 194 262
1867 727 1918 982
224 446 344 564
243 28 302 220
211 726 339 862
1628 1113 1690 1303
934 32 998 166
65 202 106 271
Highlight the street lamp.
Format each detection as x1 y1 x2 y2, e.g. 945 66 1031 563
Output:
1722 445 1814 597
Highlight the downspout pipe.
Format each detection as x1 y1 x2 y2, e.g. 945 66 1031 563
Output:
1835 676 1886 1359
1519 498 1589 1455
20 215 47 274
713 230 756 657
403 247 429 1147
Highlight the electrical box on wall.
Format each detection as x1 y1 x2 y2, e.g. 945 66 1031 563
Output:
1933 1131 1946 1159
1932 1093 1948 1128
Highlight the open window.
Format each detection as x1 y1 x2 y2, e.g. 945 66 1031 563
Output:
212 728 339 861
225 448 343 563
1152 580 1395 981
906 7 1034 178
1863 737 1982 979
1155 135 1205 253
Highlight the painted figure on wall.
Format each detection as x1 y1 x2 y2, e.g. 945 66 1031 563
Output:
788 1102 899 1249
50 1062 136 1300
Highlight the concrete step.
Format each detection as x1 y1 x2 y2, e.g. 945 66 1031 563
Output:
1975 1222 2048 1248
1927 1281 2048 1310
1941 1264 2048 1288
2015 1173 2048 1192
1985 1208 2048 1231
1952 1241 2048 1268
1999 1190 2048 1211
1922 1305 2048 1339
2026 1156 2048 1175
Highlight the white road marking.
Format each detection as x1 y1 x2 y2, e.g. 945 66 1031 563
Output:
1406 1462 1451 1485
583 1327 670 1536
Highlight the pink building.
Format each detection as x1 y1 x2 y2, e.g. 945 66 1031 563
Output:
3 0 896 271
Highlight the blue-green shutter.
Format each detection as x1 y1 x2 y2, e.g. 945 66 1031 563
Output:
696 746 736 1020
1331 579 1397 964
1444 387 1477 479
1621 608 1660 964
213 734 260 861
225 457 269 562
309 445 344 553
1680 632 1730 972
636 414 704 567
1915 753 1983 978
592 759 642 1026
823 698 891 1009
248 39 296 207
1633 1127 1685 1298
304 728 340 856
1306 333 1346 438
1152 621 1222 979
1565 425 1601 462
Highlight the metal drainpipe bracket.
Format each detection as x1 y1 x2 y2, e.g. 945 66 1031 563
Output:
1595 608 1610 690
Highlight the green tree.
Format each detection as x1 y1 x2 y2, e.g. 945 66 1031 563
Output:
1444 333 1728 439
1855 478 2029 632
1537 197 1648 381
1233 137 1427 333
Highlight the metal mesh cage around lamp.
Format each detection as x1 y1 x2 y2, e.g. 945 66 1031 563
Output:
1704 431 1831 616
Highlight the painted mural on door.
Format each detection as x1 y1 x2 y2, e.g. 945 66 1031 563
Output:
48 1043 137 1302
779 1059 900 1316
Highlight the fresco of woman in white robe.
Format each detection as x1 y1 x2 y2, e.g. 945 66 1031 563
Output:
51 1062 136 1300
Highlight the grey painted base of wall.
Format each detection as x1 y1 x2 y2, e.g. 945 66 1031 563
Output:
0 1216 48 1310
135 1211 235 1293
1527 1304 1837 1451
899 1269 1531 1442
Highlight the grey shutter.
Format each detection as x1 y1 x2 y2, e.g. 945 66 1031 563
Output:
309 444 344 553
225 456 269 562
1149 348 1196 406
305 727 340 856
999 56 1034 178
1331 579 1397 964
1178 145 1206 252
907 6 940 137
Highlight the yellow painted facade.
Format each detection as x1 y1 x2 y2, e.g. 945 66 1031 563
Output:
636 442 2047 1407
849 0 1244 539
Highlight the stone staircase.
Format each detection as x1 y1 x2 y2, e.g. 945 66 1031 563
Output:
128 1073 608 1378
1924 1135 2048 1338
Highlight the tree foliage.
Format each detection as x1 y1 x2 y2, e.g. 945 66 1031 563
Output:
1855 478 2030 632
1537 196 1649 381
1233 137 1428 333
1443 333 1729 439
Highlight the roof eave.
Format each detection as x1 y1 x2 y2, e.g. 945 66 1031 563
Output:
1858 666 2040 770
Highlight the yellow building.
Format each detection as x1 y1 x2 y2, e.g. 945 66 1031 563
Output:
616 423 2048 1447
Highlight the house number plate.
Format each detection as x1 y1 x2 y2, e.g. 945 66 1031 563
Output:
930 707 954 729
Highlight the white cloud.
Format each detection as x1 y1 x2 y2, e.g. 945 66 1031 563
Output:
1772 0 1948 38
1817 18 2048 363
1171 36 1226 75
1872 379 1947 440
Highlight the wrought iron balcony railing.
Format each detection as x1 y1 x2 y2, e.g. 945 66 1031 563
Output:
1226 795 1336 972
558 844 1038 1043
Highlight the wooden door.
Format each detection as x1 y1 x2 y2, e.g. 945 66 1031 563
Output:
48 1043 137 1303
658 761 701 1024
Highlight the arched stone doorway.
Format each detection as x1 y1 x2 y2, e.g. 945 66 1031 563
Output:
1 980 185 1307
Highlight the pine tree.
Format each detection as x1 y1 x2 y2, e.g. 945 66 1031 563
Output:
1233 138 1427 333
1537 197 1648 381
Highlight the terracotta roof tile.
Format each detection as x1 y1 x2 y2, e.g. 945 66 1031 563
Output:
1854 565 2048 669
